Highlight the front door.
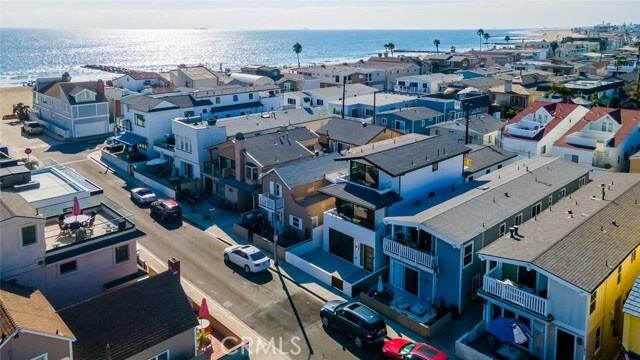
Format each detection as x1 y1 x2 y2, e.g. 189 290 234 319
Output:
362 244 374 272
556 328 575 360
404 267 419 296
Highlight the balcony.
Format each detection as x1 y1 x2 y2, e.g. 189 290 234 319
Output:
564 130 613 149
383 236 434 272
202 161 235 178
335 174 393 193
153 141 175 153
325 208 375 231
504 121 544 139
480 267 550 317
258 193 284 212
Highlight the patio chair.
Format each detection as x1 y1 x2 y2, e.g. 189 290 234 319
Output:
58 221 70 235
69 221 82 232
57 214 66 222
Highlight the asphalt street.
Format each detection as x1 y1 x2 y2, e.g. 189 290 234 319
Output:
31 140 385 360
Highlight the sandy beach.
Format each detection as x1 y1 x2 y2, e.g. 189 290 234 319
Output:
528 28 584 42
0 86 32 118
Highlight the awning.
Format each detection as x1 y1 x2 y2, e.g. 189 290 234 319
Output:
318 183 402 210
115 132 146 146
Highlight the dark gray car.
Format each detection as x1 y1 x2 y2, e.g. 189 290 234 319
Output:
320 300 387 347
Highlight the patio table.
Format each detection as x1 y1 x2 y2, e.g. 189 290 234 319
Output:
64 215 90 225
197 319 211 330
497 344 524 360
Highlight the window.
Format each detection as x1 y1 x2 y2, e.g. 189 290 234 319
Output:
463 242 473 267
216 97 221 104
245 164 258 180
335 76 340 83
601 122 607 132
365 109 374 116
595 326 601 353
287 98 296 105
275 183 282 198
249 93 254 100
548 195 553 206
115 245 129 264
531 202 542 217
350 161 379 189
134 113 145 127
31 355 48 360
149 351 169 360
233 95 238 102
428 191 435 198
499 223 506 236
60 260 77 275
579 177 586 188
138 140 148 150
559 188 566 199
290 215 302 229
21 225 37 247
590 291 597 314
432 162 439 172
317 99 324 106
617 265 622 285
514 213 523 226
381 117 387 125
541 145 547 154
633 250 636 262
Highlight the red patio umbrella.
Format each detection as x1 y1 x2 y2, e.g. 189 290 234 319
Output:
72 196 82 216
198 298 210 319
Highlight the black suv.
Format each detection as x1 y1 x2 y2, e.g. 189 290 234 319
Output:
150 199 182 221
320 300 387 347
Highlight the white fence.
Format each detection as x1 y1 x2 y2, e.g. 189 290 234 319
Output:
482 275 549 316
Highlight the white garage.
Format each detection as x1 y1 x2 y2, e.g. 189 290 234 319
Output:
74 122 107 138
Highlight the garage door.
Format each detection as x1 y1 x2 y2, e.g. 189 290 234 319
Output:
75 122 106 138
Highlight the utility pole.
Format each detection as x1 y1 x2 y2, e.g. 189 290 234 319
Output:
372 91 377 123
341 76 347 119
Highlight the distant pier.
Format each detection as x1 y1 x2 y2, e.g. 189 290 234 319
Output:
82 64 135 74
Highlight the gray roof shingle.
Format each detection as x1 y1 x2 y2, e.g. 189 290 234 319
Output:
0 191 40 222
316 118 390 146
479 173 640 293
339 135 471 177
386 157 590 244
274 152 347 189
58 271 197 360
463 145 517 174
377 107 442 121
244 127 317 168
623 275 640 317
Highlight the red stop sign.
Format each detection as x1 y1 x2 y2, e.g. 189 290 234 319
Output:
24 148 32 155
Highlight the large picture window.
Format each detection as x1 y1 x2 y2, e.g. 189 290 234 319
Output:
21 225 37 246
350 161 379 189
336 199 375 229
115 245 129 264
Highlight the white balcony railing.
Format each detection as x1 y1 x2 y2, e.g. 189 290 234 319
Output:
383 237 434 271
258 193 283 211
482 275 550 317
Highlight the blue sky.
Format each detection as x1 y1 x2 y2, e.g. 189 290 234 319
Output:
1 0 639 30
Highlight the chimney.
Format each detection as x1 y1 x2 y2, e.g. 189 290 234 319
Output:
509 227 515 238
514 225 520 237
504 79 513 93
97 79 104 93
234 132 246 182
168 257 180 275
601 183 606 200
61 72 71 82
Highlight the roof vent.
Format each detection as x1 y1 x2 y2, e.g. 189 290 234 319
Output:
505 192 510 197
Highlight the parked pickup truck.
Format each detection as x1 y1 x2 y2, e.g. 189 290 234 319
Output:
22 121 44 135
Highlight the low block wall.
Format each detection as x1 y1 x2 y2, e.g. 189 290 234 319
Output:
251 233 286 262
360 292 451 338
285 249 333 288
455 320 493 360
233 223 250 240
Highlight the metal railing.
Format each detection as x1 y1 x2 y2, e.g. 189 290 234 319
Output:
258 193 284 211
482 271 549 317
382 236 434 270
45 214 135 252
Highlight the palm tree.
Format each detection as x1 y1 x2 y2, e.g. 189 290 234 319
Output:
547 82 572 103
550 41 559 57
292 42 302 69
615 56 628 75
634 40 640 76
450 45 456 53
591 92 603 107
433 39 441 53
477 29 485 51
625 81 640 109
483 32 491 48
386 42 395 57
504 36 511 45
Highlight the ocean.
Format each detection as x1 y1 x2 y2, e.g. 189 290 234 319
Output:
0 28 537 87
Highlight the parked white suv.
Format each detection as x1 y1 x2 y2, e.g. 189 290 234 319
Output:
223 245 270 273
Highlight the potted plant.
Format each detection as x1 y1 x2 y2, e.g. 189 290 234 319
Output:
197 328 210 352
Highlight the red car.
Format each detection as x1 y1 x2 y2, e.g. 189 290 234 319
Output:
382 338 447 360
